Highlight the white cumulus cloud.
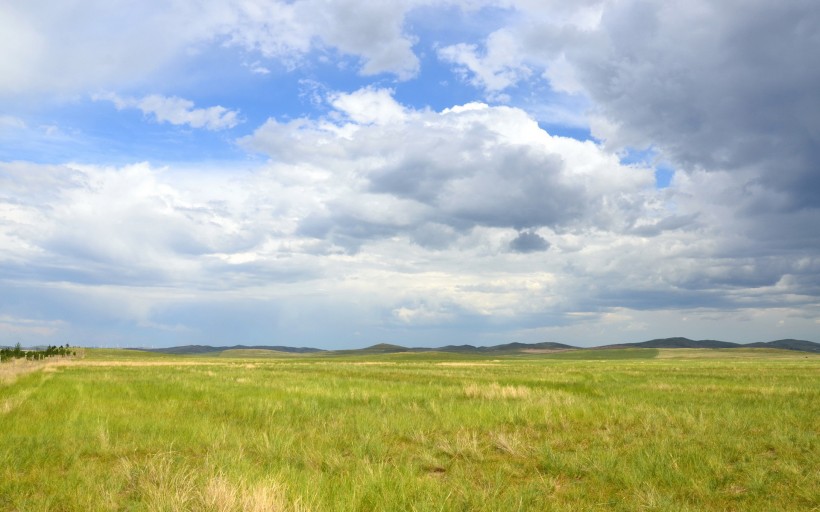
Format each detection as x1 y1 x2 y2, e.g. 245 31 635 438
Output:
94 92 241 130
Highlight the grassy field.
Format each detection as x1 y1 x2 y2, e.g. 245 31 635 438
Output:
0 348 817 511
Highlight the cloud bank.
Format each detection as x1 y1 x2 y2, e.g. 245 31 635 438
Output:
1 1 818 347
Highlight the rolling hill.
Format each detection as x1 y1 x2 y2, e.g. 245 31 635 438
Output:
129 337 819 355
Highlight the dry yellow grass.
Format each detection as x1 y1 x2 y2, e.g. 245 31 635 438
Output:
435 429 481 459
463 382 531 399
490 431 530 456
116 454 309 512
0 359 53 385
436 362 498 367
203 475 302 512
1 388 34 415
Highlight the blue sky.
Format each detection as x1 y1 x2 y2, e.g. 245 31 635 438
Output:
1 0 819 348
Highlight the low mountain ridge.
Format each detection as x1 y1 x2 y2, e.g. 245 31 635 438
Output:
129 337 819 355
604 337 740 349
745 339 820 353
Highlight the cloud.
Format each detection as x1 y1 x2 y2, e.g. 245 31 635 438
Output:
233 90 813 330
328 87 408 126
243 93 656 248
428 1 820 326
3 0 820 347
296 0 420 79
629 214 699 238
438 1 820 214
438 30 531 95
509 230 550 253
233 90 820 331
569 1 820 207
392 302 456 325
94 93 241 130
435 3 598 96
221 0 424 78
0 161 283 287
0 91 668 345
0 1 221 96
0 4 47 94
0 0 464 97
2 146 818 347
0 315 64 338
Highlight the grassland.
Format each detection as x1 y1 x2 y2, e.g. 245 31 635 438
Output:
1 348 817 511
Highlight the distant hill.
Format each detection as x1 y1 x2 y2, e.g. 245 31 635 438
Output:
601 337 819 353
438 341 576 353
360 343 410 353
602 337 739 350
345 341 577 355
128 338 819 356
745 339 820 353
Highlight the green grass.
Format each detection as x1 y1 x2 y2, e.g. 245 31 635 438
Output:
1 349 817 511
83 348 183 361
218 349 305 359
540 348 660 360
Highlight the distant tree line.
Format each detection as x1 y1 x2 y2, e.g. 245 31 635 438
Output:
0 343 76 363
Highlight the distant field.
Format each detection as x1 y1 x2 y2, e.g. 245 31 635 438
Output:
219 349 305 359
1 349 817 511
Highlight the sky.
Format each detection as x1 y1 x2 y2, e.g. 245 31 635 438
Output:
1 0 819 349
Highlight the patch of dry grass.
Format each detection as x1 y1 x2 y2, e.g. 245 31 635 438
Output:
436 362 498 367
0 388 34 414
117 453 309 512
490 431 530 457
463 382 531 399
203 475 305 512
0 359 51 385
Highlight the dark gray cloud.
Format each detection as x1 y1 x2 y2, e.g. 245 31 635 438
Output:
568 0 820 208
670 258 792 292
509 230 550 253
432 147 585 230
593 288 733 311
297 212 403 252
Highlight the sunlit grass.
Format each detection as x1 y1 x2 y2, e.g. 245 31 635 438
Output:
1 349 817 510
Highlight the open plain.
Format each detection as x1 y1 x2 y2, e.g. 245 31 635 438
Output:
1 348 817 511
